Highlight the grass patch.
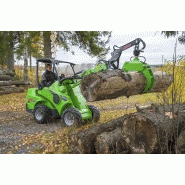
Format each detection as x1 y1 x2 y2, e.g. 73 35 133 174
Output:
88 93 159 110
0 91 27 112
100 108 136 123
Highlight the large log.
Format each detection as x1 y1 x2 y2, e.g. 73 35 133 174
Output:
121 103 185 154
175 129 185 154
80 70 172 102
0 81 31 87
0 75 13 81
0 86 24 95
68 115 129 154
68 103 185 154
95 128 128 154
0 80 31 96
0 69 16 77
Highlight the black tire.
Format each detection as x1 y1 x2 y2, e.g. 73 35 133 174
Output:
88 105 100 122
33 105 51 124
61 108 82 126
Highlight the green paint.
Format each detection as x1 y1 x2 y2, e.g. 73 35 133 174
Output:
122 57 155 93
26 80 92 120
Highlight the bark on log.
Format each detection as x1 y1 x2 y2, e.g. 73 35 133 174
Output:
95 128 128 154
175 129 185 154
0 87 24 95
121 103 185 154
0 81 31 86
80 70 172 102
0 75 13 81
0 69 16 77
68 115 129 154
68 103 185 154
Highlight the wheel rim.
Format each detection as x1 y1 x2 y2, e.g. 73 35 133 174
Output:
35 108 44 121
64 112 76 126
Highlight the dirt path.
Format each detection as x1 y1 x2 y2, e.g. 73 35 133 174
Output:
0 101 152 154
0 111 64 154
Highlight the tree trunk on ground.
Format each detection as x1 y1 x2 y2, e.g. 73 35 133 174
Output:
69 115 129 154
68 103 185 154
95 128 128 154
0 86 24 95
0 69 16 77
0 81 31 86
43 31 52 59
0 75 13 81
174 106 185 154
121 103 185 154
176 128 185 154
81 70 173 102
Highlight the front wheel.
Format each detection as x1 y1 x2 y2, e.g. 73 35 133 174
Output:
33 105 51 124
61 108 82 126
88 105 100 122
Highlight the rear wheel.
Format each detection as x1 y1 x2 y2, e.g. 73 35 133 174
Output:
61 108 82 126
33 105 51 124
88 105 100 122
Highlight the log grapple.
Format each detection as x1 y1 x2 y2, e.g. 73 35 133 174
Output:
122 57 154 93
81 38 155 94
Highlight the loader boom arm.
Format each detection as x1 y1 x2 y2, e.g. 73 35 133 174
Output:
108 38 146 69
113 38 146 54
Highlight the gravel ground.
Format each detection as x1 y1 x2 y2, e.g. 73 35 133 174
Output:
0 102 151 154
0 110 64 154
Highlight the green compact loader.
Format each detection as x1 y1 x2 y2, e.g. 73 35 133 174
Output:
26 59 100 126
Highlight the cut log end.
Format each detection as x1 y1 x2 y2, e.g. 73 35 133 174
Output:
122 114 158 154
95 128 128 154
176 129 185 154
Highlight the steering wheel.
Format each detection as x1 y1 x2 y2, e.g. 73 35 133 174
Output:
75 70 84 75
59 76 82 84
60 73 65 79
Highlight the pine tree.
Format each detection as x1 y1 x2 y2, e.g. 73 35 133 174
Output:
161 31 179 38
53 31 112 57
0 32 7 68
43 31 52 59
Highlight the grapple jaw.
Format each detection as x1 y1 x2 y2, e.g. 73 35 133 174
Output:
122 57 155 93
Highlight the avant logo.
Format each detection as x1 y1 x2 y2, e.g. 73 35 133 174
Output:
123 44 131 50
